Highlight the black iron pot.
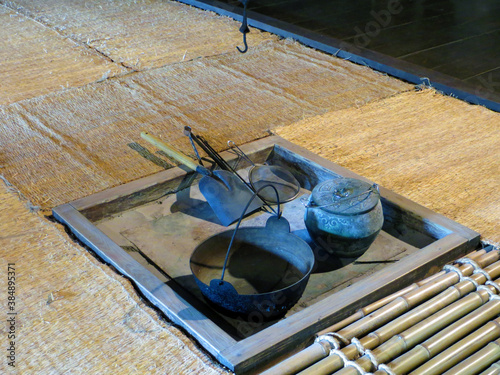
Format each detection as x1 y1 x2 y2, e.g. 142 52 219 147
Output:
190 215 314 319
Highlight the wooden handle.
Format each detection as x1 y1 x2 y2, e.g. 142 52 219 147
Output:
140 132 199 171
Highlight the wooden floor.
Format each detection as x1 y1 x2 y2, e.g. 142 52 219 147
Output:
196 0 500 110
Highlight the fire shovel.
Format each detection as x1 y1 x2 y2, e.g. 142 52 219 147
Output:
141 132 264 226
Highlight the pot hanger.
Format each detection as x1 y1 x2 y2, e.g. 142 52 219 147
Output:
237 0 250 53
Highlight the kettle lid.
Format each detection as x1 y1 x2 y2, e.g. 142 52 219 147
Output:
310 178 380 215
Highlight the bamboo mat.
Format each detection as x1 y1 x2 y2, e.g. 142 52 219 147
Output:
0 5 126 105
263 248 500 375
0 39 410 210
0 179 228 374
2 0 275 70
276 89 500 245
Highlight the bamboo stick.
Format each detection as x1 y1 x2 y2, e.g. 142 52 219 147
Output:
336 251 499 341
261 285 429 375
410 318 500 375
442 338 500 375
367 263 500 347
479 361 500 375
259 341 331 375
317 249 487 337
259 250 495 375
293 253 500 375
303 273 500 375
327 282 499 375
374 300 500 374
317 269 450 337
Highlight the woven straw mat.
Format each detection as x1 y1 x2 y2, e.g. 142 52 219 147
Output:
0 39 410 210
276 89 500 245
0 179 228 374
2 0 275 71
0 5 126 106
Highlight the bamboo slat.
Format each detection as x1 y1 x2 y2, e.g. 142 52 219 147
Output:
296 252 500 375
377 300 500 374
337 254 499 340
410 318 500 375
331 279 500 375
479 361 500 375
318 249 487 337
262 250 491 375
442 338 500 375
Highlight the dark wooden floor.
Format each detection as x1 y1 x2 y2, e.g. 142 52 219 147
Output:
190 0 500 110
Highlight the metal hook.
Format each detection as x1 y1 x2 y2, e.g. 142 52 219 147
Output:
237 32 248 54
237 0 249 53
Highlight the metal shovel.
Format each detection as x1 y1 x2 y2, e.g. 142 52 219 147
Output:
140 132 264 226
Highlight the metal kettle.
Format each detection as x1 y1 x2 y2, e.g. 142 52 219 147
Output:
304 177 384 258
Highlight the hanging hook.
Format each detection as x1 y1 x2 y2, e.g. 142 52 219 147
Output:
237 0 249 53
237 32 248 54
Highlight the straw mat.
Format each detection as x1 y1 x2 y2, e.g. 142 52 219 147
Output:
0 179 228 374
0 5 126 105
0 40 410 210
2 0 275 70
276 89 500 244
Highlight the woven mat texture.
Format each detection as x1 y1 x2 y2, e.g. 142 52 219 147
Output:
1 0 275 70
0 180 228 374
0 5 126 105
0 40 410 209
276 89 500 245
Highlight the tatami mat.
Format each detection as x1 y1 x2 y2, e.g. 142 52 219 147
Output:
2 0 275 70
0 5 126 105
0 40 410 210
276 89 500 244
